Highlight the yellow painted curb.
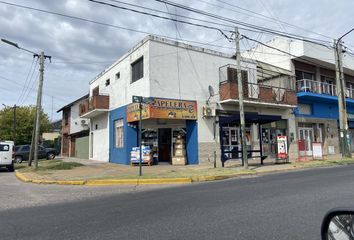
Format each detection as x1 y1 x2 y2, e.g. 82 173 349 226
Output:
15 171 31 182
56 180 86 185
138 178 192 184
86 179 138 185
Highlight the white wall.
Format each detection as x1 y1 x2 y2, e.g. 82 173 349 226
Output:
70 101 89 135
89 113 109 162
148 39 257 143
89 40 151 109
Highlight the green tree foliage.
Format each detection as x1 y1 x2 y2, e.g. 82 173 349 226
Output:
0 106 51 145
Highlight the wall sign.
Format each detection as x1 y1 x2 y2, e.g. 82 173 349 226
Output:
312 142 323 160
276 135 288 159
127 98 198 122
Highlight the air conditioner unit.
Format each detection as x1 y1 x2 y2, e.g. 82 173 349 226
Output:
203 106 216 117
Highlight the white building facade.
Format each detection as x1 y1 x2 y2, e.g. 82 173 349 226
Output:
80 36 297 165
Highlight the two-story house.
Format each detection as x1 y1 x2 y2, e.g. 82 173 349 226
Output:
245 37 354 157
77 35 296 165
57 94 90 159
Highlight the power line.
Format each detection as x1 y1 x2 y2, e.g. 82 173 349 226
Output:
155 0 333 47
87 0 231 38
212 0 332 40
0 1 235 52
16 57 35 105
17 58 38 105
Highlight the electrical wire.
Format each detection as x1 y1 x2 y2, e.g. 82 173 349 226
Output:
16 57 36 105
212 0 332 40
154 0 333 47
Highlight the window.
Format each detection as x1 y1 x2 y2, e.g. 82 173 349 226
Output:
298 104 312 115
295 70 314 80
227 68 248 82
22 146 30 151
0 144 9 151
115 119 124 148
105 79 110 86
131 57 144 83
115 72 120 80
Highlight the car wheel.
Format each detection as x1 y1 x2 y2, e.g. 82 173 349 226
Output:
46 153 55 160
14 156 23 163
7 164 14 172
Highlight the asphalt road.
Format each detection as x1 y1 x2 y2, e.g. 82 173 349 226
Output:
1 165 354 240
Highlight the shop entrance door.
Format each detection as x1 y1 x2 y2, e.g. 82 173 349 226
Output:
222 127 241 159
158 128 172 162
299 128 314 156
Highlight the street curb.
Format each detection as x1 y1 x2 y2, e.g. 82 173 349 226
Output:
15 171 192 185
14 162 354 186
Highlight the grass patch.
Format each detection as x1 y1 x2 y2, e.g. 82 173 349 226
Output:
17 160 83 172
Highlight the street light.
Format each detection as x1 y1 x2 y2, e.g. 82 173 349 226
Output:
1 38 37 55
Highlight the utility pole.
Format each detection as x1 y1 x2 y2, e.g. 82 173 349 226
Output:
33 52 44 169
235 27 248 168
334 39 351 158
13 104 16 144
28 108 37 167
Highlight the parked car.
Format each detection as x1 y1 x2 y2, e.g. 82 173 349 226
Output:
14 145 58 163
0 141 15 172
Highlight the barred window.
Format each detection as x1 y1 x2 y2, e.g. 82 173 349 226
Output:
115 119 124 148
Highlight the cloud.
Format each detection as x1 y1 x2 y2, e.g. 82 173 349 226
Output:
0 0 353 120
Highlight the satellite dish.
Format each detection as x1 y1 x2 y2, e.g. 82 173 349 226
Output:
207 85 215 105
208 85 215 97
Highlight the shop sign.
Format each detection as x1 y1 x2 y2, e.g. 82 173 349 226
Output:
276 135 288 159
149 98 197 120
312 142 323 160
126 103 150 122
126 98 197 122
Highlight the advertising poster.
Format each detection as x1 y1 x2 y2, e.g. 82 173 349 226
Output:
276 135 288 159
312 142 323 160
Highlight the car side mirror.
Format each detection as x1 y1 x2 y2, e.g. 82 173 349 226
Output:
321 208 354 240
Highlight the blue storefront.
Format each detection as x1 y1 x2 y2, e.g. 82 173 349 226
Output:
295 91 354 154
108 99 199 165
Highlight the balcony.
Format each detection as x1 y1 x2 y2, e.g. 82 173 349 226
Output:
296 79 354 103
219 81 297 107
79 95 109 118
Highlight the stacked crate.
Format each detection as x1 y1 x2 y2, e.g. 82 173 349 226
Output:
172 135 187 165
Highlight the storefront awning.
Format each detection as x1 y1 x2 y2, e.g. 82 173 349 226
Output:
218 112 282 125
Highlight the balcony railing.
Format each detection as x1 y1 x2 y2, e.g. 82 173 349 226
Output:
79 95 109 117
297 79 354 100
219 81 297 106
296 79 338 96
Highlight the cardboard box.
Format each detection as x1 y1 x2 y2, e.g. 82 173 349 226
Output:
175 139 185 144
175 144 184 149
172 156 186 165
175 149 186 156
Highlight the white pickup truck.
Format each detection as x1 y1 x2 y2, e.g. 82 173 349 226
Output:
0 141 15 172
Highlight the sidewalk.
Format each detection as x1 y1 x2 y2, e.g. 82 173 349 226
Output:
15 156 354 185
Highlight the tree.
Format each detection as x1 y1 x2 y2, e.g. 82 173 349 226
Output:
0 105 51 145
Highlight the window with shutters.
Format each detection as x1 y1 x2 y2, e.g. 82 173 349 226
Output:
227 68 248 83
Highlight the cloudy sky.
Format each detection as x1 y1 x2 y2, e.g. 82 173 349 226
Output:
1 0 354 121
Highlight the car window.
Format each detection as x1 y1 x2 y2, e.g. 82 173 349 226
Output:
22 146 30 151
0 144 10 151
39 146 45 150
15 146 20 151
